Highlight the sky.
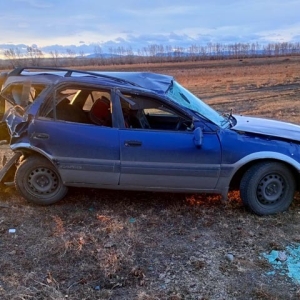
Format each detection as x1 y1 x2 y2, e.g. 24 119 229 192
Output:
0 0 300 55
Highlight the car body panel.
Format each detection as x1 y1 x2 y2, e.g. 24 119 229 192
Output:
217 128 300 177
119 128 221 190
232 115 300 142
27 119 121 186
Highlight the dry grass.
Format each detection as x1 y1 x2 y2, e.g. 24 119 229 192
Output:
1 56 300 299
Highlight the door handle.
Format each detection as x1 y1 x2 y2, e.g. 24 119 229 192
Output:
124 140 142 147
32 133 49 140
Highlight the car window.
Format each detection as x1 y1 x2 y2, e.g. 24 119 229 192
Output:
1 82 46 107
120 93 193 131
39 86 112 126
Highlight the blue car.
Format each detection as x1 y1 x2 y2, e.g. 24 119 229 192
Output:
0 67 299 215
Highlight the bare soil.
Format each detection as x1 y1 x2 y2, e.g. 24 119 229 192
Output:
1 56 300 300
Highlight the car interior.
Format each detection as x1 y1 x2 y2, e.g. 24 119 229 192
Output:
38 86 193 131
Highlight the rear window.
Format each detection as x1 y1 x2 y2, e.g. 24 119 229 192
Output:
1 82 46 107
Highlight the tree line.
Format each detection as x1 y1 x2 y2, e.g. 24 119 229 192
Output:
1 41 300 69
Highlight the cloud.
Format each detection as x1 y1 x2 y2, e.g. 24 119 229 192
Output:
0 0 299 55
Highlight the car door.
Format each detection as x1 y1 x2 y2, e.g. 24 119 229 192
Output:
118 94 221 191
27 84 120 187
119 128 221 191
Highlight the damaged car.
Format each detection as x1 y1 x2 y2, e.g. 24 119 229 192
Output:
0 66 300 215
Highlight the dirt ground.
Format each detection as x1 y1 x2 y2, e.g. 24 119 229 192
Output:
1 56 300 300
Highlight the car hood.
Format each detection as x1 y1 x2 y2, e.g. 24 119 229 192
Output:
232 115 300 142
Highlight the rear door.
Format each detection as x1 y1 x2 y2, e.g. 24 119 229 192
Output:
28 83 120 187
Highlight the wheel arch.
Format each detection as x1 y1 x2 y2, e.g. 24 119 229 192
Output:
13 147 61 176
14 147 55 165
14 150 68 205
229 158 300 191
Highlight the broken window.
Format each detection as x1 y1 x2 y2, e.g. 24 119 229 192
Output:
120 93 193 131
39 86 112 126
1 82 46 109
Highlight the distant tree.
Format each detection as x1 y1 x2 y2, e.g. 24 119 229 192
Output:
27 45 43 66
4 47 23 67
165 45 173 61
4 40 300 70
66 49 76 66
199 46 207 60
250 43 258 57
215 43 223 59
263 43 274 56
116 46 125 64
94 44 104 65
50 50 60 66
125 46 134 64
108 47 116 64
189 44 198 61
136 48 143 63
4 48 17 67
142 47 149 63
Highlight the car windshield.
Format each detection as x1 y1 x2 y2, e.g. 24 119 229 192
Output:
166 80 228 127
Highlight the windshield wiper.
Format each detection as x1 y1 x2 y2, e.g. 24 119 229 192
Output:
222 109 234 127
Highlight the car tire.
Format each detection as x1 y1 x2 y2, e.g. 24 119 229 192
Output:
240 161 295 215
14 155 68 205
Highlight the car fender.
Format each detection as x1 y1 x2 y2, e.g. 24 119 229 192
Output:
0 143 61 184
215 151 300 199
11 142 56 162
236 151 300 170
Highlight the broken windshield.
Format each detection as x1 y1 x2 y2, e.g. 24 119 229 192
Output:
166 81 228 128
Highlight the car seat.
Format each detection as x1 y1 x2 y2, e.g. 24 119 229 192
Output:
89 96 112 126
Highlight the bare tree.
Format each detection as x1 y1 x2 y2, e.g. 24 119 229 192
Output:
125 46 134 64
108 47 116 64
66 49 77 66
4 48 24 67
50 50 60 66
94 44 104 65
27 45 44 66
4 48 18 67
165 45 173 61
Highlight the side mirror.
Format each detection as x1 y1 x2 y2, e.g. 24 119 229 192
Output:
193 127 203 148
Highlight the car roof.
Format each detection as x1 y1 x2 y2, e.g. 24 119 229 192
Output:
4 67 174 94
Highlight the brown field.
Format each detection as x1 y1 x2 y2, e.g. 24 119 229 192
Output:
1 56 300 300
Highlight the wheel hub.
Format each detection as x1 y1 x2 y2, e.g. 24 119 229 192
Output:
28 167 58 194
257 174 285 204
36 175 50 187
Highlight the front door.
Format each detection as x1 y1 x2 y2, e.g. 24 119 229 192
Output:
119 128 221 191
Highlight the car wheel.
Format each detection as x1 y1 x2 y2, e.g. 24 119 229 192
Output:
240 161 295 215
14 156 68 205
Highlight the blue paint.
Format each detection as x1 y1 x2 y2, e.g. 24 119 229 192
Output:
262 244 300 284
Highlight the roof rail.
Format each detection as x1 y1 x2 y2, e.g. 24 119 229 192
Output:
8 67 139 87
